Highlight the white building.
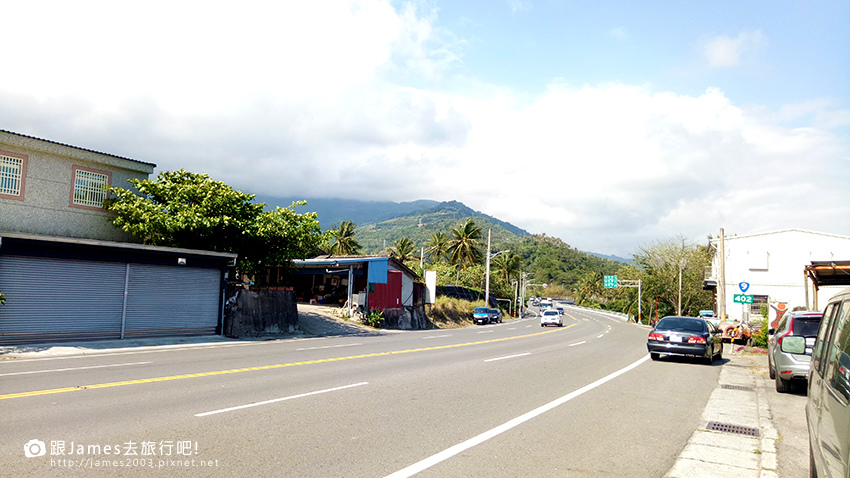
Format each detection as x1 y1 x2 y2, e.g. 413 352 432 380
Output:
707 229 850 323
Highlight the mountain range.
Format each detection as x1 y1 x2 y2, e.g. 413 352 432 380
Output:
257 196 629 263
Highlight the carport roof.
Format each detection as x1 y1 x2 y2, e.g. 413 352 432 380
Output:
805 260 850 287
0 231 238 262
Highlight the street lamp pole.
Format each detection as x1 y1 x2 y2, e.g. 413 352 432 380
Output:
483 228 509 309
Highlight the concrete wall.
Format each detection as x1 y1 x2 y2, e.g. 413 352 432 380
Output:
0 132 154 241
382 304 429 330
224 289 299 337
711 229 850 319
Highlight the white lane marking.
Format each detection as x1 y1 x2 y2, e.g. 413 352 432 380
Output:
525 325 532 328
295 343 362 351
569 341 587 347
507 328 517 331
597 335 604 339
0 361 152 377
484 353 530 363
477 330 494 334
422 335 452 340
195 382 369 417
383 356 650 478
3 342 259 363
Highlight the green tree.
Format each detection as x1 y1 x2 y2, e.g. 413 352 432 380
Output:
576 271 604 307
633 237 712 318
389 237 416 262
106 169 323 278
491 252 521 285
328 220 362 256
447 219 483 270
426 231 450 264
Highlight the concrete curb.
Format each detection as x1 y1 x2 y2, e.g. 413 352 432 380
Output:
665 354 778 478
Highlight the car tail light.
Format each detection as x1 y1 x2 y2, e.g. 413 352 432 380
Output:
688 336 706 344
648 333 664 341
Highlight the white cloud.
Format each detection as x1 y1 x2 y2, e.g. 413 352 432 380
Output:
702 30 767 68
0 2 846 257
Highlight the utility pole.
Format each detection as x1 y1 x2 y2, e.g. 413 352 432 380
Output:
484 229 491 308
719 228 727 321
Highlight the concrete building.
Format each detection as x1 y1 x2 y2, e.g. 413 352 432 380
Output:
0 131 235 344
707 229 850 323
0 129 154 241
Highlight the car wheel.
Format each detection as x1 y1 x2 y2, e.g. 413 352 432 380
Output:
650 352 660 361
775 374 790 393
768 358 776 379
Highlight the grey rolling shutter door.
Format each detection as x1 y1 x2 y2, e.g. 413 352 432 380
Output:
123 264 220 337
0 256 124 344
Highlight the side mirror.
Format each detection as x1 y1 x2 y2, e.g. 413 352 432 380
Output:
768 328 775 335
780 336 806 355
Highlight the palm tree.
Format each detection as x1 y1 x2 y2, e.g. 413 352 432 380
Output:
388 237 416 262
491 252 521 284
328 221 361 256
426 232 449 264
447 219 483 270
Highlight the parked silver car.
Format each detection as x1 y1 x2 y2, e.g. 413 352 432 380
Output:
805 287 850 478
768 310 823 393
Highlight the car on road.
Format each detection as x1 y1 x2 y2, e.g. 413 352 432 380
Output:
539 299 553 310
768 310 823 393
473 306 491 325
540 309 563 327
806 287 850 478
488 308 503 324
647 316 723 364
556 307 564 316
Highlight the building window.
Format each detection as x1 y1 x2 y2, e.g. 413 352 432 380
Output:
71 167 111 209
0 152 27 200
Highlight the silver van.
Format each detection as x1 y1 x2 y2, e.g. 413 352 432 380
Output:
805 287 850 478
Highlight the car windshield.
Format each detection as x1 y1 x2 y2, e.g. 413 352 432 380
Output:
655 317 705 333
794 317 822 336
474 307 489 314
543 310 558 316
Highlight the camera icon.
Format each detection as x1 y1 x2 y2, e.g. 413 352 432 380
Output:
24 439 46 458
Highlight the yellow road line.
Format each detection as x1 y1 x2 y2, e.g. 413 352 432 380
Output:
0 324 575 400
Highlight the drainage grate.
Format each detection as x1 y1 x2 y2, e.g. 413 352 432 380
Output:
706 421 760 437
721 384 755 392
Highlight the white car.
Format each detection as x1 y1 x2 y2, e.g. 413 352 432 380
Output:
540 309 563 327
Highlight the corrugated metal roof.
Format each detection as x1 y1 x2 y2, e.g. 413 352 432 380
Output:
0 231 237 261
0 129 156 168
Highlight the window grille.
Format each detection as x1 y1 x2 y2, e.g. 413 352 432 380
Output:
0 155 23 196
73 169 109 208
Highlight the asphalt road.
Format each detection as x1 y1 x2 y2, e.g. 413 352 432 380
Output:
1 305 722 477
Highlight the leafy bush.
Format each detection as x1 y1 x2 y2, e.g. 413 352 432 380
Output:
751 317 769 348
366 308 385 328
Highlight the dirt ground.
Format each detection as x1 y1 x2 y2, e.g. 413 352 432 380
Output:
295 304 387 337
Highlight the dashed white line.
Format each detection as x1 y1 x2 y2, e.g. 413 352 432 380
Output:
568 341 587 347
484 353 530 363
507 327 517 331
597 334 604 339
195 382 369 417
477 330 495 334
383 356 650 478
296 343 362 351
0 361 152 377
422 335 452 340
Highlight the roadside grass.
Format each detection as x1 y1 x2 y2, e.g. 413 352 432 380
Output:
429 297 485 328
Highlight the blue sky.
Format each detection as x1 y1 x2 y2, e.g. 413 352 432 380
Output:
1 0 848 257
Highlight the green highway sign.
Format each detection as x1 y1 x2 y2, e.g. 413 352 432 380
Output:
733 294 754 304
603 275 618 289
